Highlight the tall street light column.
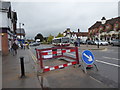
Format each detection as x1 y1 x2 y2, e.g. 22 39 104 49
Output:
19 23 24 44
98 17 106 48
98 27 100 48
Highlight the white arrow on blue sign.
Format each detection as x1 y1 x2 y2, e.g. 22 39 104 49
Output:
82 50 94 65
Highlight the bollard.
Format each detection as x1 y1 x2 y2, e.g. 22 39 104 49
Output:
20 57 25 78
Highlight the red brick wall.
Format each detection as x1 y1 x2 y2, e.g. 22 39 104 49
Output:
2 33 9 55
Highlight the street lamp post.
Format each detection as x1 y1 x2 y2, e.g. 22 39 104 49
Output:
19 23 24 44
97 17 106 48
98 29 100 48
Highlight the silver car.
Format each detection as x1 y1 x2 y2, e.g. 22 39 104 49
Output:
110 39 120 46
94 40 109 46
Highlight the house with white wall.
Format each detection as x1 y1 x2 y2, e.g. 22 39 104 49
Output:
0 1 17 55
63 28 88 41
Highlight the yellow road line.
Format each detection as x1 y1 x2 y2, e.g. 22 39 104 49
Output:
29 50 38 64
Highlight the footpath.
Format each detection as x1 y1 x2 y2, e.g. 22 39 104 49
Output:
0 52 2 90
2 49 41 88
70 44 108 51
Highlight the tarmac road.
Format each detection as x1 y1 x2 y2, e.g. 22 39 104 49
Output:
86 46 119 88
66 45 119 88
29 44 119 88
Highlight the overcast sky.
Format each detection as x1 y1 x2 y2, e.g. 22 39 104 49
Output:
11 1 119 38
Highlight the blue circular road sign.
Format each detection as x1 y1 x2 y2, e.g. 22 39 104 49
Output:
82 50 94 65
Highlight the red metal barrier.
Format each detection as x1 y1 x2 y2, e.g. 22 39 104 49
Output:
35 46 79 73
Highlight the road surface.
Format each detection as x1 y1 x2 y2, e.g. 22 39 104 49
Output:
29 44 119 88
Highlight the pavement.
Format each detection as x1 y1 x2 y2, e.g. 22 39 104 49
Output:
0 51 2 90
2 48 41 88
37 64 109 88
70 44 108 51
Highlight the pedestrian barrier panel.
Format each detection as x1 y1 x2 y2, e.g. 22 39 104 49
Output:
43 50 53 59
81 50 98 73
35 46 79 73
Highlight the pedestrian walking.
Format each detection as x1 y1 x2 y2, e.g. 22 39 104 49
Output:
86 39 89 47
20 43 23 49
77 38 80 47
23 43 26 50
26 43 29 49
12 42 19 56
74 41 78 47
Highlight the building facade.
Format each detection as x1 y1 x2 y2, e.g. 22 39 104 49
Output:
0 2 17 55
16 28 26 44
63 28 88 41
88 17 120 42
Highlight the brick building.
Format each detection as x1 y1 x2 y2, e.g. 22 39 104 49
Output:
0 2 17 55
88 17 120 42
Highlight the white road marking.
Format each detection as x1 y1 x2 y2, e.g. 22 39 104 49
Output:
89 76 102 84
96 60 120 67
103 56 120 61
66 53 120 68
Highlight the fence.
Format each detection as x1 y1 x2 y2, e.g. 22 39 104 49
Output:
35 46 79 73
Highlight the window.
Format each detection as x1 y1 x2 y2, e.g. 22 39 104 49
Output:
52 39 61 43
62 38 69 43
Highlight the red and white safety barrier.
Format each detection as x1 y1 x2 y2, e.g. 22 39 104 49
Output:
43 61 77 72
41 49 75 56
35 46 79 73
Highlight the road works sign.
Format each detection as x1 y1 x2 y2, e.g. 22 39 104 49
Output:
82 50 94 65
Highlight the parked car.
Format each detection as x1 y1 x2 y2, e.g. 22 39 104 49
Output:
94 40 109 46
70 39 75 44
86 40 95 45
80 40 86 44
110 39 120 46
30 42 40 46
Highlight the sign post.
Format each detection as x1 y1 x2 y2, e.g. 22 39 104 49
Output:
81 50 98 73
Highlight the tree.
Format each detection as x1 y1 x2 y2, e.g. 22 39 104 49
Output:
35 33 44 42
56 33 64 38
26 39 34 43
47 34 54 43
43 37 48 42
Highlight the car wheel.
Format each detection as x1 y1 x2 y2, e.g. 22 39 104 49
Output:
111 43 114 46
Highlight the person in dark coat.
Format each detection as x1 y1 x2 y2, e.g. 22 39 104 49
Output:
74 41 78 47
20 43 23 49
12 42 18 55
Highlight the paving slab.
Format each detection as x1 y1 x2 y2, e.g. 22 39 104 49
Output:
2 49 41 88
38 59 109 88
0 52 2 89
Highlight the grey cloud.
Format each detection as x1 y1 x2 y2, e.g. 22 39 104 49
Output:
11 2 118 38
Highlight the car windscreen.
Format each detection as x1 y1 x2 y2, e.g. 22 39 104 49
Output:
52 39 61 43
62 38 69 43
